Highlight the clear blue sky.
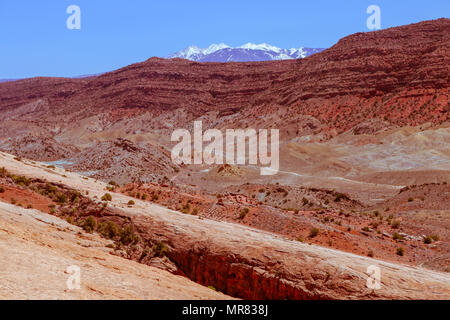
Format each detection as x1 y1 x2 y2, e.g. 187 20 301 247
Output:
0 0 448 78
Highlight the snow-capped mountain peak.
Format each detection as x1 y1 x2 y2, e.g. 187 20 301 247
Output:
167 43 324 62
203 43 231 55
238 43 282 53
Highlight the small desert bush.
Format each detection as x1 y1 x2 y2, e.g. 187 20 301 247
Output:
393 233 404 241
182 203 191 214
239 207 249 219
101 193 112 202
12 175 31 186
430 234 440 241
423 236 432 244
396 247 404 256
0 167 8 177
391 220 401 229
55 193 67 204
309 227 319 238
152 241 168 257
82 216 97 233
119 225 140 246
98 221 120 239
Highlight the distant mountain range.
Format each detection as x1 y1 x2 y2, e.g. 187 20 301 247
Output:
0 44 324 83
167 43 325 62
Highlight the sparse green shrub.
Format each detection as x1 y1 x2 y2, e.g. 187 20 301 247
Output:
101 193 112 202
396 247 404 256
120 225 140 246
0 167 8 177
391 220 401 229
12 175 31 186
98 221 120 239
152 241 168 257
55 193 67 204
302 197 309 206
309 227 319 238
128 200 135 206
82 216 97 233
423 236 432 244
182 203 191 214
430 235 440 241
70 191 81 203
0 186 5 193
393 233 404 241
239 207 249 219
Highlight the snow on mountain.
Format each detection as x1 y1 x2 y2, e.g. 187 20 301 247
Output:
167 43 325 62
204 43 231 55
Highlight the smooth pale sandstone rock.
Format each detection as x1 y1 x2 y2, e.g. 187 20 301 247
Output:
0 200 232 300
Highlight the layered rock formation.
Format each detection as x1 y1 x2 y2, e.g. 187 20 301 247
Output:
0 19 448 137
